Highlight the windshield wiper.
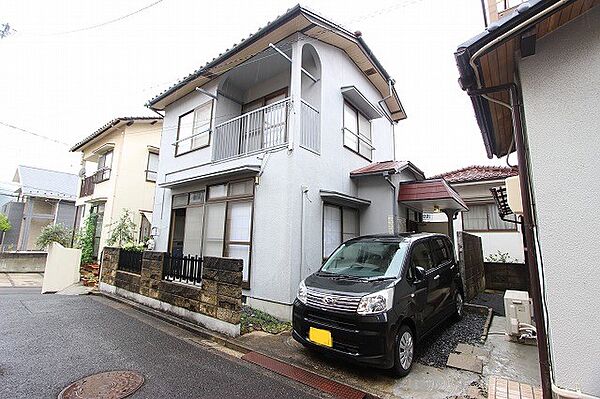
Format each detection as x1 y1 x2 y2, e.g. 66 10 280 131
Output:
367 276 397 282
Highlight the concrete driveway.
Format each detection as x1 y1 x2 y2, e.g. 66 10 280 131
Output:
237 315 541 399
0 289 327 398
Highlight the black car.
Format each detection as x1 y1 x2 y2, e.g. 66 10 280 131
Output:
292 233 464 376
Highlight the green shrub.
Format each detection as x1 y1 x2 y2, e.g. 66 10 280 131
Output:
0 213 10 232
79 213 98 265
106 209 136 248
35 223 73 249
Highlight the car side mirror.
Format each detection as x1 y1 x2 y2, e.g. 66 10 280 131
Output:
414 266 426 281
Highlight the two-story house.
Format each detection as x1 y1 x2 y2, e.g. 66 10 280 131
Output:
1 165 78 251
71 117 163 258
147 5 438 319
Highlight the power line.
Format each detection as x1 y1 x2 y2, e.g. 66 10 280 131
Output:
0 121 70 146
49 0 164 36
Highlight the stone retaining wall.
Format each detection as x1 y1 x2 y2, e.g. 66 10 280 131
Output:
99 247 243 335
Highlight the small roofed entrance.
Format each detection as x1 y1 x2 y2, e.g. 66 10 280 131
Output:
398 179 468 242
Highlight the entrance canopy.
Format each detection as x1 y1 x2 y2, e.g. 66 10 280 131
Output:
398 179 467 213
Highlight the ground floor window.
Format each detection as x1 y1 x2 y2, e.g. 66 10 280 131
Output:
168 179 254 285
463 203 516 231
323 203 359 259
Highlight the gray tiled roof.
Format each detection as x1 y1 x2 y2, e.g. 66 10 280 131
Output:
15 165 79 200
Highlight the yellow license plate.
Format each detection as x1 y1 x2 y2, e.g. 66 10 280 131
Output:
309 327 332 347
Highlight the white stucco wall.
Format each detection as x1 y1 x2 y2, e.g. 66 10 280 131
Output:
152 34 399 319
518 7 600 396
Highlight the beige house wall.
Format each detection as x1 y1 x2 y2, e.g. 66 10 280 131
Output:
76 121 161 254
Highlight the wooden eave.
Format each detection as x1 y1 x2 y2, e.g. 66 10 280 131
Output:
473 0 599 157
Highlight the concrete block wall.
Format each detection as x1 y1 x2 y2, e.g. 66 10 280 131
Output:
100 247 243 331
484 262 529 292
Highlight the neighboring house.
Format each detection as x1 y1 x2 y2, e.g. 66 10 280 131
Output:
422 165 523 262
70 117 163 258
455 1 599 397
146 5 462 320
1 166 78 251
0 181 19 210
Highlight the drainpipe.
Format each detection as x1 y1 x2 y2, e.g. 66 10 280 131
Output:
300 185 309 277
383 172 399 235
467 83 551 399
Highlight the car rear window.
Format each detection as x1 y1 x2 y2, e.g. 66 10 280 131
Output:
320 240 410 278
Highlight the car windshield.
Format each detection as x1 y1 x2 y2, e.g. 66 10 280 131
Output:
320 240 410 279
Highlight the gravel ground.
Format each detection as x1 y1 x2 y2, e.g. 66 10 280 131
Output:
415 311 487 368
470 292 505 316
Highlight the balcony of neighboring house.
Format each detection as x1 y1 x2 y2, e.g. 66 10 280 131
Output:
172 40 322 164
80 175 95 197
78 145 114 200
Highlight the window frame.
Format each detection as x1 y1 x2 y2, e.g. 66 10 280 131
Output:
145 151 159 182
94 150 113 183
175 100 214 157
462 202 518 232
168 179 255 289
342 101 373 161
321 202 360 260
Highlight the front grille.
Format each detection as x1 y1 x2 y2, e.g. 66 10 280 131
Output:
306 289 361 313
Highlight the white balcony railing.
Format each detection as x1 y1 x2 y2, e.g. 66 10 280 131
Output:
212 97 290 162
300 99 320 153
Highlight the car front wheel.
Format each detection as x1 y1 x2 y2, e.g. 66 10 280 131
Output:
393 325 415 377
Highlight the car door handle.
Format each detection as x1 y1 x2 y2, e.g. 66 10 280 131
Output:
433 274 440 280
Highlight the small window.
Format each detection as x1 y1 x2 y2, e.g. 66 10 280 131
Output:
228 180 253 197
172 194 188 208
343 102 372 160
207 184 227 200
94 150 113 182
410 241 434 272
176 100 213 155
146 152 159 182
189 190 205 205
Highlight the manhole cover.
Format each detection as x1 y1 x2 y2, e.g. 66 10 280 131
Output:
58 370 144 399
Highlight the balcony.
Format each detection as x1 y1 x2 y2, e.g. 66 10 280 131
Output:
212 97 291 162
80 175 95 197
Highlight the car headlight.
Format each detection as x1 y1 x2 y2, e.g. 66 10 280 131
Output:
296 279 307 304
357 287 394 315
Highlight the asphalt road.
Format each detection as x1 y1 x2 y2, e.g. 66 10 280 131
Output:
0 288 326 398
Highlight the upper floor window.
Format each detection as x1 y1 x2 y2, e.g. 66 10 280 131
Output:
343 102 372 160
175 100 213 155
94 150 113 183
146 151 159 182
496 0 525 12
463 203 517 232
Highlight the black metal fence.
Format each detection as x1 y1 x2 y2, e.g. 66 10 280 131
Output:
118 249 143 274
163 254 202 285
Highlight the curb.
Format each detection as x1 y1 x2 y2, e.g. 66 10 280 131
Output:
465 303 494 342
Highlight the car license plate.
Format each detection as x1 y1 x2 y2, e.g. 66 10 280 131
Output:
309 327 332 347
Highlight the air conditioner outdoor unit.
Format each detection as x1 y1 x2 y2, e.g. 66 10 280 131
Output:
504 290 534 338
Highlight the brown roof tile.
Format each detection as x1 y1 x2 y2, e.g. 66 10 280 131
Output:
433 165 518 184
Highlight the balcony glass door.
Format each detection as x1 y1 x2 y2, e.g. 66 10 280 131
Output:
241 100 263 154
